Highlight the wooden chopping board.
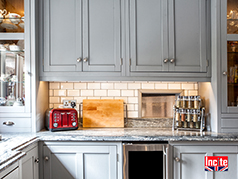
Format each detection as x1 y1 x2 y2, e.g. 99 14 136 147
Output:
83 99 124 127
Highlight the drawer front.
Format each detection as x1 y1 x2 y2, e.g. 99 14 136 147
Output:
0 118 32 132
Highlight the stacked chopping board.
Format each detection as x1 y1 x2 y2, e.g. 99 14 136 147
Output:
82 99 124 127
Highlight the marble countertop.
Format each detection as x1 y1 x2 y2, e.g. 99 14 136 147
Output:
1 127 238 173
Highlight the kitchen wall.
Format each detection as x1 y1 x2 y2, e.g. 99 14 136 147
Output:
49 81 198 118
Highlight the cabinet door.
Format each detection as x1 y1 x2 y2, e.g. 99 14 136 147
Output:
43 145 117 179
129 0 168 72
173 145 238 179
21 146 39 179
44 0 82 72
168 0 208 72
82 0 122 72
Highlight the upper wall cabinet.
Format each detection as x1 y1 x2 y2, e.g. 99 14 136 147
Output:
128 0 210 75
40 0 211 81
0 0 33 133
43 0 122 73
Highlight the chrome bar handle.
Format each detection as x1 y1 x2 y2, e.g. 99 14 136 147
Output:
3 121 14 126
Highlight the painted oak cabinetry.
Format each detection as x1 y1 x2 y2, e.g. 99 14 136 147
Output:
42 0 123 78
0 0 34 133
40 142 122 179
220 0 238 132
172 142 238 179
128 0 210 75
40 0 211 81
20 142 39 179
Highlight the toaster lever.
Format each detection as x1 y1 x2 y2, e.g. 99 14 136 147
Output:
67 112 71 114
61 113 65 115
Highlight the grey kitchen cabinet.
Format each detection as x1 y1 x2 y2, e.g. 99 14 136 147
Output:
20 142 39 179
172 142 238 179
43 0 122 73
127 0 210 77
0 0 36 133
40 0 211 81
41 142 122 179
220 0 238 132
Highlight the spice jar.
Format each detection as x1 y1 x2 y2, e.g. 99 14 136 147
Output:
189 121 194 128
182 96 188 108
195 121 200 129
187 109 192 122
175 96 181 108
188 96 194 109
183 121 188 128
194 96 200 109
193 109 199 122
175 109 180 121
181 109 186 122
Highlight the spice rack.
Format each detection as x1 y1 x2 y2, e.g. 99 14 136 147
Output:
172 96 205 132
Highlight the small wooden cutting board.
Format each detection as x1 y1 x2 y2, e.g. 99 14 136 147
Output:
83 99 124 127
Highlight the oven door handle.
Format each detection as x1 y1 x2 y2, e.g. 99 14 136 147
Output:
163 145 169 179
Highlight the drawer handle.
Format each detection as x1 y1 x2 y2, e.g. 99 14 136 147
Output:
3 121 15 126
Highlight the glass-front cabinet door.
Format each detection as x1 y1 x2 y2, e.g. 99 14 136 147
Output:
0 0 30 114
221 0 238 113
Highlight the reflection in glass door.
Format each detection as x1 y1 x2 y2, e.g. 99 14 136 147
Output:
227 41 238 107
227 0 238 34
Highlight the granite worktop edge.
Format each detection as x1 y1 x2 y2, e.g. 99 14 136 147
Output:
1 128 238 173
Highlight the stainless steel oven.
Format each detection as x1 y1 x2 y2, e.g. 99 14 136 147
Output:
123 142 170 179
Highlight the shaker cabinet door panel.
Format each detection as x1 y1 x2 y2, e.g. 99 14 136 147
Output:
44 0 82 72
173 145 238 179
169 0 208 72
83 0 122 72
129 0 168 72
43 144 118 179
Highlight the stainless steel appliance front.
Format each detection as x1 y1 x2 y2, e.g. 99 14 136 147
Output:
123 143 170 179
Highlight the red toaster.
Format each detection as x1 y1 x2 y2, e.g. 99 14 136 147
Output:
45 108 78 131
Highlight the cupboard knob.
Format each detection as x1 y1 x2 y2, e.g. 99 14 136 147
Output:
175 157 180 162
35 158 39 163
77 58 82 62
45 156 49 161
170 59 175 63
83 58 88 63
163 59 168 63
223 71 227 76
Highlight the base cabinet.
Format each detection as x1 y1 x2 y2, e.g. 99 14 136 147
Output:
172 142 238 179
41 142 122 179
20 142 39 179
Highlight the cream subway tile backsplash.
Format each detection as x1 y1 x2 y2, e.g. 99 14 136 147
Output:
54 90 66 96
94 90 107 96
49 81 199 118
67 90 80 96
101 83 114 89
108 90 120 96
61 82 74 89
74 82 87 89
49 82 60 89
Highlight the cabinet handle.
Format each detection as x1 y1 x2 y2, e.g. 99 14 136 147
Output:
3 121 14 126
35 158 40 163
170 59 175 63
77 58 82 63
174 157 180 162
163 59 168 63
223 71 227 76
45 156 49 161
83 58 88 63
